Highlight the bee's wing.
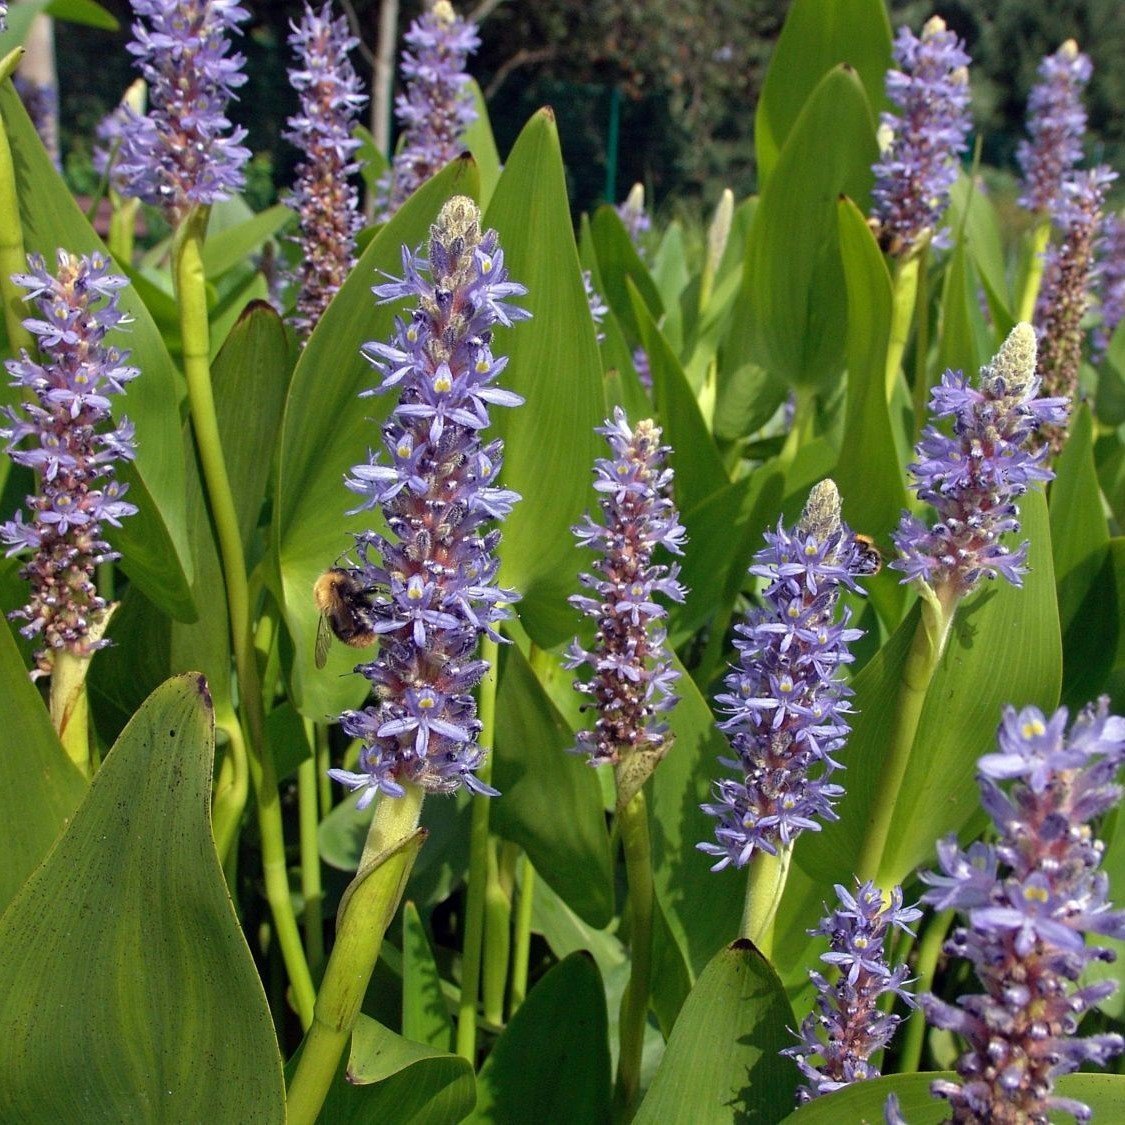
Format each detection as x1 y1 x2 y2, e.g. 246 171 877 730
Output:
314 612 333 669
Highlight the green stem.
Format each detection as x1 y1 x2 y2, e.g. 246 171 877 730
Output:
886 253 921 403
212 705 249 866
299 752 326 975
456 633 500 1062
481 837 512 1026
855 585 958 887
0 57 35 357
1015 219 1051 324
779 386 816 476
173 206 315 1028
508 854 535 1016
739 845 792 958
315 722 332 818
107 197 138 266
899 909 953 1073
612 789 655 1123
49 650 92 780
285 786 426 1125
911 248 932 445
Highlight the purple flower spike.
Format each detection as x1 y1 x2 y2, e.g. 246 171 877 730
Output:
327 196 528 805
784 881 921 1102
870 16 972 258
1035 168 1116 452
893 324 1065 597
698 480 873 869
1094 213 1125 363
582 270 608 344
284 3 367 340
918 699 1125 1123
115 0 251 225
378 0 479 219
617 183 651 255
1018 41 1093 217
1 252 139 675
565 409 686 784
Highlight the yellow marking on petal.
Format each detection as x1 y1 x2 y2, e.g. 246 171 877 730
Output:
1021 718 1047 739
1023 884 1049 904
434 372 453 393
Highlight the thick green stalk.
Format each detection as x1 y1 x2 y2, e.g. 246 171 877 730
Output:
298 752 326 974
106 198 138 266
612 789 655 1122
456 633 500 1061
173 206 315 1027
508 854 535 1016
899 909 953 1073
855 586 958 887
0 52 35 357
1015 219 1052 324
212 704 249 865
886 253 922 402
49 650 92 779
315 723 332 817
285 786 426 1125
740 844 792 958
910 248 932 445
482 838 513 1026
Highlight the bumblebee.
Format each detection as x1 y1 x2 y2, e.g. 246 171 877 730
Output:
852 533 884 577
313 568 379 669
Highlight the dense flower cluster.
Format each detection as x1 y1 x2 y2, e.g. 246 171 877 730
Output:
918 700 1125 1122
784 882 920 1102
284 3 367 340
327 197 528 804
870 17 971 257
116 0 251 224
892 324 1064 596
1018 41 1093 216
565 409 686 770
617 183 651 254
1094 213 1125 363
0 252 138 675
378 0 478 219
1035 168 1116 452
699 480 871 869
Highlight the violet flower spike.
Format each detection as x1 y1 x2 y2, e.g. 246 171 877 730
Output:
870 16 971 258
617 182 651 255
565 408 686 786
284 3 368 340
327 196 528 806
1018 41 1093 217
783 881 921 1102
698 480 871 870
1094 212 1125 363
378 0 479 219
582 270 608 344
892 323 1065 597
115 0 251 225
918 699 1125 1122
0 252 139 676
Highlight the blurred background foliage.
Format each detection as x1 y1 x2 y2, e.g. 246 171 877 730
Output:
55 0 1125 219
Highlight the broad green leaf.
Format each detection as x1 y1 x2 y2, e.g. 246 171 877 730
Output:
634 941 798 1125
948 174 1012 328
463 79 501 206
799 488 1062 888
201 203 293 279
0 675 284 1122
741 66 877 389
272 157 480 719
0 616 86 914
483 108 607 647
45 0 116 29
468 952 612 1124
754 0 890 184
934 240 981 388
492 644 614 927
0 83 195 621
402 902 453 1052
590 203 664 343
651 220 689 354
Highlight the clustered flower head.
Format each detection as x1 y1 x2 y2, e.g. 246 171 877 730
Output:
783 882 921 1102
699 480 871 869
565 408 686 776
115 0 251 225
617 182 651 254
378 0 479 219
327 196 529 805
1094 213 1125 363
1035 168 1116 453
918 699 1125 1123
870 16 972 258
1018 41 1093 217
284 3 367 340
0 252 139 675
892 324 1065 597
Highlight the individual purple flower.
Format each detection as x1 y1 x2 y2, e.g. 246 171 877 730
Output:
0 252 139 675
870 17 971 258
1018 41 1093 216
283 3 367 340
1093 213 1125 363
582 270 608 344
698 480 873 869
893 324 1065 597
326 196 528 805
783 882 921 1102
114 0 251 225
617 182 651 255
917 699 1125 1122
565 409 686 780
378 0 479 219
1035 168 1116 452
